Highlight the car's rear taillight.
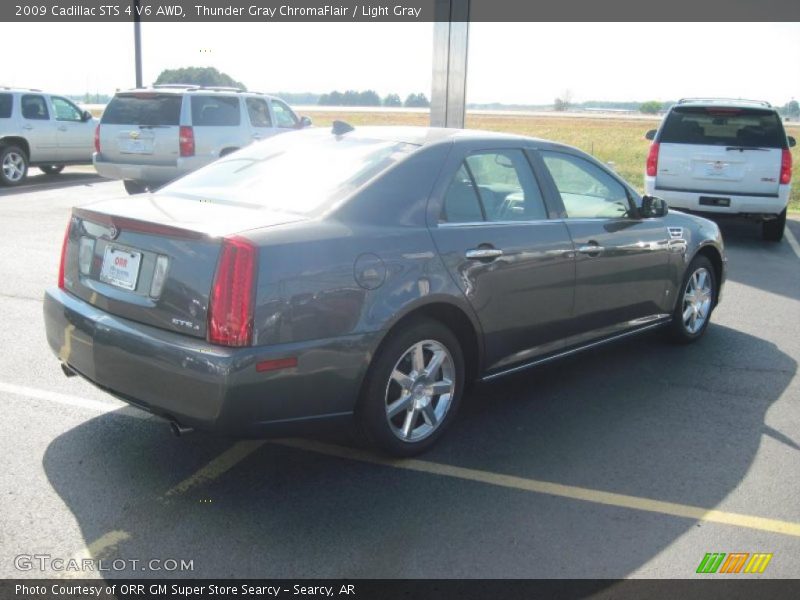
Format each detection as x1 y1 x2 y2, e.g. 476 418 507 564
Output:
780 148 792 185
208 236 257 347
57 220 71 290
94 124 100 153
646 142 660 177
179 126 195 157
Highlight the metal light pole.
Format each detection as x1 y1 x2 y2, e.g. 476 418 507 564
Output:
430 0 470 128
134 0 143 87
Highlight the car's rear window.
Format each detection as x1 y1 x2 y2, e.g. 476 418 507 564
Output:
0 94 12 119
101 94 182 126
162 129 418 216
190 95 240 126
660 106 785 148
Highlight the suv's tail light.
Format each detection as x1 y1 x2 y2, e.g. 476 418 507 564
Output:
208 236 257 347
179 126 195 157
57 220 71 290
780 148 792 185
646 142 660 177
94 125 100 153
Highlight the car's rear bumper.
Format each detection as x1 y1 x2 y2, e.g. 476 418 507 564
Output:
93 154 210 187
43 287 376 436
645 177 789 216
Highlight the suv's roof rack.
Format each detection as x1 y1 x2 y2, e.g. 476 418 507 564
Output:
152 84 200 90
677 97 772 108
196 86 244 93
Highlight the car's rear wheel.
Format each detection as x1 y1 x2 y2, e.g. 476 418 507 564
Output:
0 145 28 186
762 209 786 242
356 318 464 457
667 255 716 343
39 165 65 176
123 180 148 195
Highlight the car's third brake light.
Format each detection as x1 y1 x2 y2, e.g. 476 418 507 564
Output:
780 148 792 185
208 236 257 347
646 142 660 177
179 126 195 157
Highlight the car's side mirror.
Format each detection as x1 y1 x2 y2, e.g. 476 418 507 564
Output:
789 136 796 148
640 195 668 218
645 129 656 141
82 110 92 122
298 116 312 128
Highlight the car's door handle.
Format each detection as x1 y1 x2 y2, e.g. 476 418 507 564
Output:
252 134 263 140
58 126 67 132
21 124 33 130
577 244 604 255
465 247 504 260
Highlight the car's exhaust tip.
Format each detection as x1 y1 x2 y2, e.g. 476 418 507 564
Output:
169 420 194 437
60 363 77 378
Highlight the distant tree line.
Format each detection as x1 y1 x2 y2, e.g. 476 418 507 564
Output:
317 90 429 108
154 67 247 90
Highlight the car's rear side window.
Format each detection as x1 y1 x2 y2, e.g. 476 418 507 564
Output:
191 95 241 126
102 94 182 126
0 94 12 119
660 106 785 148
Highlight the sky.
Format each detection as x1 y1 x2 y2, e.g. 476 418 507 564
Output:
1 22 798 105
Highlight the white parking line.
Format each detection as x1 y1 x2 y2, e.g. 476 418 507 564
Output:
0 381 149 419
785 226 800 260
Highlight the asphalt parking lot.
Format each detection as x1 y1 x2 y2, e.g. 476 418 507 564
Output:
1 176 799 579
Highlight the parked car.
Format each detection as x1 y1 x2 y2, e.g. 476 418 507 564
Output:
644 98 795 241
0 87 96 186
94 85 312 195
44 125 726 456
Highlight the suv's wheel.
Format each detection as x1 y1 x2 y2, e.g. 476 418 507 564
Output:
762 209 787 242
39 165 65 176
123 180 148 195
667 255 716 344
356 318 465 457
0 145 28 186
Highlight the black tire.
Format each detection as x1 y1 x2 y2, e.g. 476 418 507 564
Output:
0 145 29 186
123 180 148 195
762 209 786 242
39 165 65 176
667 255 716 344
356 318 465 457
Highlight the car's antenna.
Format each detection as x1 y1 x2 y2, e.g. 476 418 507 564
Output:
332 120 355 136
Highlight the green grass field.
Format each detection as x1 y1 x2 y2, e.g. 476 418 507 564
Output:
304 110 800 213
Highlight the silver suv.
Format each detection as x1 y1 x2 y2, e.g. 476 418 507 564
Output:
0 87 97 186
644 98 795 241
94 85 312 194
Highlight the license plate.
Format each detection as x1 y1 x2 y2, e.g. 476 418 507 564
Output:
121 139 152 154
100 246 142 291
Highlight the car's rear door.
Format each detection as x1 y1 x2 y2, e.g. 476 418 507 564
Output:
535 149 671 343
19 93 58 162
429 146 575 374
98 92 182 166
655 106 785 198
245 96 280 141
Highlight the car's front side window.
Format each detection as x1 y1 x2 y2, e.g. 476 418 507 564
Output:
440 150 548 224
541 151 631 219
271 100 299 128
51 97 82 122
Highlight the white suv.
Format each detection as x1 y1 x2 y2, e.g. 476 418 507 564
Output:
0 87 97 186
94 85 312 194
644 98 795 241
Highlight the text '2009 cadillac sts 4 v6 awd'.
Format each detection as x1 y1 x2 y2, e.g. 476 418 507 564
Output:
44 124 726 456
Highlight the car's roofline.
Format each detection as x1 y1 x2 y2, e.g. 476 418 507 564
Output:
116 86 283 101
673 98 776 111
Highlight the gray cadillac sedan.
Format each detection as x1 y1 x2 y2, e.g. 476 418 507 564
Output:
44 125 726 456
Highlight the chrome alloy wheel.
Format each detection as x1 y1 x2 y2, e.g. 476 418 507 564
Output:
682 267 713 334
384 340 455 442
2 151 26 183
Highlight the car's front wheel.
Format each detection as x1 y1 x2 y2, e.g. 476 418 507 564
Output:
39 165 65 176
668 255 716 343
0 145 28 186
357 318 464 457
762 209 786 242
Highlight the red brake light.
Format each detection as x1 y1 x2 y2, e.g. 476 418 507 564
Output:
646 142 660 177
179 126 195 157
58 220 70 290
208 236 257 347
94 124 100 153
780 148 792 185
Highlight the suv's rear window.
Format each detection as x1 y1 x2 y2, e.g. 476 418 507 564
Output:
0 94 12 118
190 95 240 126
660 106 785 148
102 94 182 126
